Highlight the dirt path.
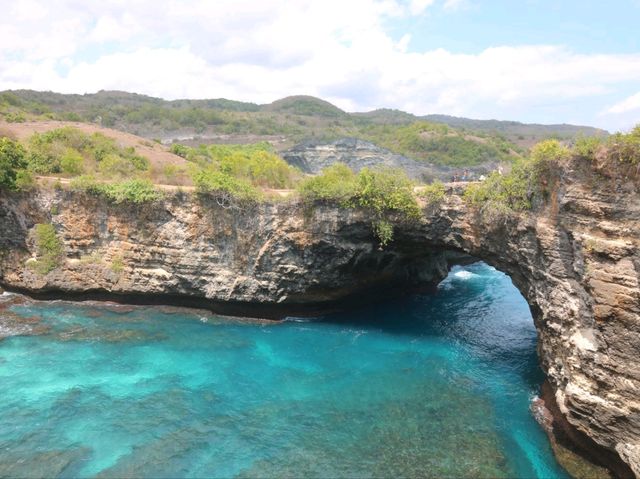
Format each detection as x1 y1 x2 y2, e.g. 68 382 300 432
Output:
36 177 474 197
35 176 197 193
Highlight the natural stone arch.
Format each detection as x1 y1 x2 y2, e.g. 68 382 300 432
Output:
0 161 638 476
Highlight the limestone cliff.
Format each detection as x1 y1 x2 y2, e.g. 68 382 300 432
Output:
0 156 638 476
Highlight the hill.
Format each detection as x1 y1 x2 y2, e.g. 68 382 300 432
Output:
421 114 607 148
264 95 346 117
0 90 607 168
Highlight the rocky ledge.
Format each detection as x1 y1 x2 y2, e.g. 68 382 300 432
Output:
0 157 638 477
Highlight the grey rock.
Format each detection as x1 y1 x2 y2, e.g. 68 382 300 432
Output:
282 137 460 181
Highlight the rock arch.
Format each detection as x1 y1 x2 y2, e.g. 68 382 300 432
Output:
0 162 638 476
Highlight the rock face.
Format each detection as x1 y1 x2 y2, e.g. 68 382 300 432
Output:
0 157 638 477
282 137 450 181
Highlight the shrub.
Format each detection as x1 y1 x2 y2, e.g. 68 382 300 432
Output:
355 167 420 220
530 139 571 164
0 138 27 190
297 163 358 205
372 219 394 247
574 136 602 160
298 165 420 246
192 169 261 207
70 175 103 194
417 180 446 205
177 143 299 189
170 144 190 158
464 140 565 214
607 125 640 165
98 153 138 178
100 179 162 204
111 255 124 273
60 149 84 175
32 223 63 274
5 112 26 123
464 164 533 212
14 169 35 191
25 128 150 180
71 177 162 204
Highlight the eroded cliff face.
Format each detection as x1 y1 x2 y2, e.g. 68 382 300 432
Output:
0 158 638 476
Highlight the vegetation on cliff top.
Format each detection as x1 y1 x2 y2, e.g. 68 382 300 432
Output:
463 139 568 214
463 127 640 217
0 137 28 190
298 164 420 246
171 142 300 189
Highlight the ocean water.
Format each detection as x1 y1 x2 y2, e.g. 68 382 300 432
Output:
0 262 568 478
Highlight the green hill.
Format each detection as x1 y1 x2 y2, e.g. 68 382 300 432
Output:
0 89 607 168
263 95 346 117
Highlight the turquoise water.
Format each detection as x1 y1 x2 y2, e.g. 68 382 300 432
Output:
0 262 568 478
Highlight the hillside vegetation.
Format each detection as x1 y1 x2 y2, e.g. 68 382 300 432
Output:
0 90 606 169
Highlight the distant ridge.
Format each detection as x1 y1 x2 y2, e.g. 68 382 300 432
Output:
0 89 608 167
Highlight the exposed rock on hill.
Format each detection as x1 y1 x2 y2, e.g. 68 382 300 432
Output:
282 137 464 181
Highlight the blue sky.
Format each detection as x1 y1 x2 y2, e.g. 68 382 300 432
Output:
1 0 639 131
396 1 640 54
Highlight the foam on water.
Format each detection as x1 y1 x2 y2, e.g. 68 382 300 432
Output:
453 270 477 280
0 263 568 478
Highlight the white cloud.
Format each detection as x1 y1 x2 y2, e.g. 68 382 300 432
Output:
606 92 640 114
0 0 639 129
409 0 435 15
443 0 468 11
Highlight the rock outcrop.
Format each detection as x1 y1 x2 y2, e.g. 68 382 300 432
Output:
0 157 638 477
282 137 453 181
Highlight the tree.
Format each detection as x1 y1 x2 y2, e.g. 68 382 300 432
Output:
0 138 27 190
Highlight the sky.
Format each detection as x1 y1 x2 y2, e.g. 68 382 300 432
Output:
1 0 639 131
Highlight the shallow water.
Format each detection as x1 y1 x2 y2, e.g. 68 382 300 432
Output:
0 263 568 478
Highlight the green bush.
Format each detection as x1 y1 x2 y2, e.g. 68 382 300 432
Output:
574 136 602 160
71 177 162 204
32 223 63 274
5 112 26 123
178 142 299 189
298 165 420 246
15 169 35 191
70 175 103 194
418 180 446 205
530 139 571 163
297 163 358 205
25 127 150 180
60 149 84 175
463 140 565 214
0 138 27 190
111 255 124 273
193 169 261 206
99 179 162 204
98 154 138 178
170 144 190 158
372 219 394 247
464 164 533 212
607 125 640 165
355 167 420 220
